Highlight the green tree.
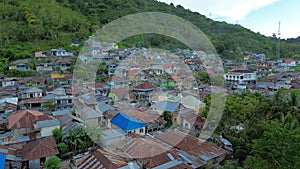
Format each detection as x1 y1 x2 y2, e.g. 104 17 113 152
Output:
44 156 61 169
57 142 68 153
244 119 300 168
84 124 102 147
52 128 63 142
163 111 173 128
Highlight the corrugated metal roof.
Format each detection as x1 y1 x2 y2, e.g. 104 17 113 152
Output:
36 119 60 128
151 100 180 113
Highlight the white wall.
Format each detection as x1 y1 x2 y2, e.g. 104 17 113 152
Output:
41 125 60 137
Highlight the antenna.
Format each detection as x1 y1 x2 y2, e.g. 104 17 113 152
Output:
276 21 281 59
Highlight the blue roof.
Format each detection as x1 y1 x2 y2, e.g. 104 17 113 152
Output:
110 112 147 131
0 153 6 169
151 100 180 113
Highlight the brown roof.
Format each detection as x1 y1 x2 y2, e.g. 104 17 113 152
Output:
77 149 128 169
55 58 71 63
21 137 59 161
133 81 157 90
156 130 227 158
7 110 53 129
25 77 46 82
169 163 193 169
180 112 205 128
228 69 253 73
115 137 179 168
103 110 118 119
122 108 165 124
111 87 129 96
128 69 143 76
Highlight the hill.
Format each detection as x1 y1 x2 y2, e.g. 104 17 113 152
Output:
1 0 300 61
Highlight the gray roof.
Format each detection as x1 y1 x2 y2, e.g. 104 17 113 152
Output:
62 121 82 135
0 97 18 105
78 106 102 119
51 109 72 116
19 87 43 94
96 102 115 113
101 128 126 141
36 119 60 128
152 159 183 169
42 94 55 100
151 100 180 113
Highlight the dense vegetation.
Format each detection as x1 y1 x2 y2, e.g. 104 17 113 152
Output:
1 0 300 62
202 89 300 169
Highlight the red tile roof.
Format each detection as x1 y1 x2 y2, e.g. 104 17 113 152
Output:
21 137 59 161
133 81 157 90
7 110 53 129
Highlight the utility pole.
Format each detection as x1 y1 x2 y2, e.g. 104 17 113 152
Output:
276 21 281 59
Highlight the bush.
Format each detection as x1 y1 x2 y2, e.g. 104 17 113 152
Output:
44 156 61 169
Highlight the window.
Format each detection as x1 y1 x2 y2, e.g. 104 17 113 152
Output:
140 128 144 133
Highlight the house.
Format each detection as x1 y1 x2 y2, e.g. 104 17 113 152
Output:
18 87 43 100
180 95 205 112
20 137 59 169
35 119 60 137
7 110 54 136
114 135 191 169
151 65 164 75
162 63 175 74
76 106 102 125
100 128 126 147
132 81 157 102
34 51 48 58
151 100 182 115
156 130 227 168
0 144 22 169
71 149 139 169
0 78 17 88
107 63 117 76
51 71 66 79
177 109 205 130
36 63 53 72
54 58 72 70
0 97 18 124
9 64 30 71
25 77 46 87
110 112 147 135
42 87 74 111
122 108 166 132
77 93 97 109
58 114 82 136
109 87 130 102
95 102 116 116
103 109 118 128
52 76 73 86
128 68 145 82
51 48 73 57
0 110 55 145
224 69 257 85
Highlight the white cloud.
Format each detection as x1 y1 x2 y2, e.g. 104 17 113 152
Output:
159 0 279 21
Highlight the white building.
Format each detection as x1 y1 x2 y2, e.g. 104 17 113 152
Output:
224 69 257 85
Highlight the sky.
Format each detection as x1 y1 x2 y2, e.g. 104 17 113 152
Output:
159 0 300 39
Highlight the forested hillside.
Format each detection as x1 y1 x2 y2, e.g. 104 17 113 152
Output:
1 0 300 61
